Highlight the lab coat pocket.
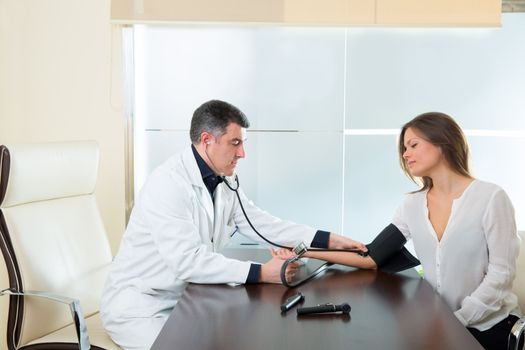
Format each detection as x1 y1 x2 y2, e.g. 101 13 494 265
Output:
216 223 237 250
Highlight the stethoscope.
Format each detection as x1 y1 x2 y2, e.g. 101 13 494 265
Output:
221 173 368 288
204 141 367 287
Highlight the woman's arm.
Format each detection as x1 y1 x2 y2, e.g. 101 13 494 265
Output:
273 222 414 271
305 250 377 269
273 248 377 269
304 223 413 271
454 189 520 326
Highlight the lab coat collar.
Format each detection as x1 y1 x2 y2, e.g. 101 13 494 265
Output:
191 144 223 198
182 145 207 189
181 146 215 222
191 144 214 179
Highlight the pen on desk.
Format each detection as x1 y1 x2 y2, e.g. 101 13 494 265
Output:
280 292 304 312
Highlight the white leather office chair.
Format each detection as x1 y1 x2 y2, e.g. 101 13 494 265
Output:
0 141 119 350
509 230 525 350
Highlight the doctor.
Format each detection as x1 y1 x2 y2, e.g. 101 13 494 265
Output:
100 99 365 350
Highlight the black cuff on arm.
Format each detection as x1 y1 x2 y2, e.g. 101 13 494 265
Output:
246 263 261 284
366 224 420 274
311 230 330 248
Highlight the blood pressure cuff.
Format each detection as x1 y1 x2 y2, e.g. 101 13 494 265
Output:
366 224 420 274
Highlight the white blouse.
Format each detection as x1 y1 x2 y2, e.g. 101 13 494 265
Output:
392 179 521 331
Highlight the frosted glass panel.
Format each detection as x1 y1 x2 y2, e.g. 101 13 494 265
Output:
345 14 525 130
134 130 190 193
249 28 345 131
134 26 345 131
343 135 416 244
131 12 525 245
236 131 343 234
468 136 525 230
134 27 256 130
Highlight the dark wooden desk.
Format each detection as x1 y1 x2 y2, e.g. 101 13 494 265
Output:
152 248 482 350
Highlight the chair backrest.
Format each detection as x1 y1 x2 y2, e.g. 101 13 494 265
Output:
514 231 525 313
0 141 113 349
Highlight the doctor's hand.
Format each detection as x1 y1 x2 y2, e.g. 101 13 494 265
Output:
329 233 367 253
260 256 299 284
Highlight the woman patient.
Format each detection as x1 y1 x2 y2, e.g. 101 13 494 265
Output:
291 112 522 350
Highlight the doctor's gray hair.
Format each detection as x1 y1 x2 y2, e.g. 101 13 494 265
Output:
190 100 250 144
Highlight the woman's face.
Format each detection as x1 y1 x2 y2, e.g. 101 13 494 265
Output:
402 127 444 178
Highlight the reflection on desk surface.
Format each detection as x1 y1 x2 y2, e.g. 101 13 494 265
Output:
152 248 482 350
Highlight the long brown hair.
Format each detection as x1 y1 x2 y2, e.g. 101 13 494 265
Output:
398 112 472 192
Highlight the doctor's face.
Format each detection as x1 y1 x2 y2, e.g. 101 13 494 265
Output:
207 123 247 176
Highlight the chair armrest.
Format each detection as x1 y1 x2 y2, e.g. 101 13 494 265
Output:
1 288 91 350
508 316 525 350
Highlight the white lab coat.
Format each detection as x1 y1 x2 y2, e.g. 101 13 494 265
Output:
100 146 317 348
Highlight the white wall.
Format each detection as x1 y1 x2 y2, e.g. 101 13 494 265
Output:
0 1 126 348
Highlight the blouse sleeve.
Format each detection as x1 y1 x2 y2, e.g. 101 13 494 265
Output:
392 195 412 240
454 189 520 326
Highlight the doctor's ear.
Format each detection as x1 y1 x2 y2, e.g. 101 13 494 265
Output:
201 132 215 145
204 137 215 145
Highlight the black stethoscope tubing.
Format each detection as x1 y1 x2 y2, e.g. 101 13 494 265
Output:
221 174 366 287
